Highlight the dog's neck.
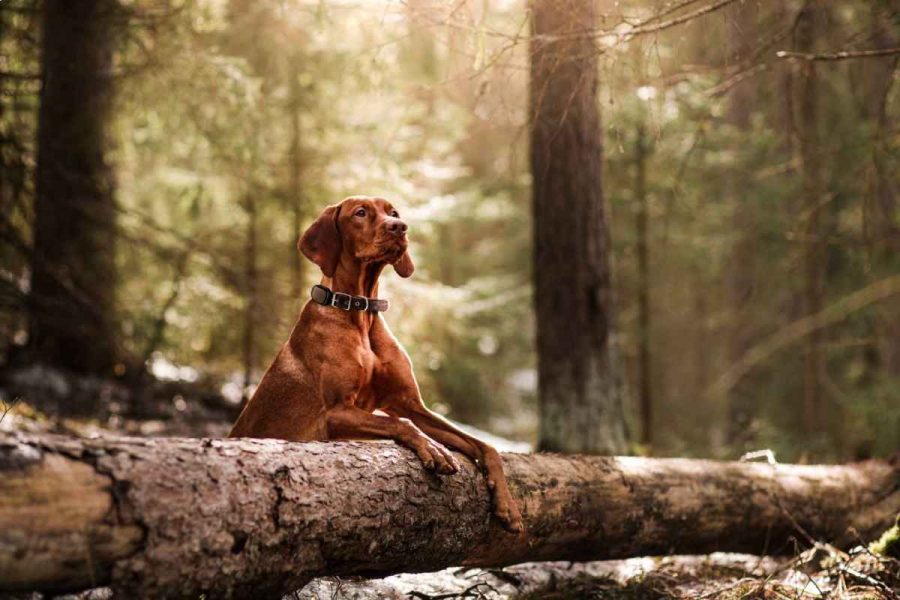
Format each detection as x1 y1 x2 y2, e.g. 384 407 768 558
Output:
321 254 385 333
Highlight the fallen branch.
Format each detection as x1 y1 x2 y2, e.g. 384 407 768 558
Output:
776 47 900 61
0 432 897 599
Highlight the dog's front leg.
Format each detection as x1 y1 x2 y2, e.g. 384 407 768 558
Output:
386 404 524 533
325 406 459 474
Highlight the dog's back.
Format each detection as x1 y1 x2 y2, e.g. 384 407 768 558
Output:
229 311 326 441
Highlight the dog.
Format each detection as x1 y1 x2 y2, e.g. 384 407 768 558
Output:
229 196 523 532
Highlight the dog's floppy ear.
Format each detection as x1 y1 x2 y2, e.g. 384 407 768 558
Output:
299 204 342 277
393 249 415 278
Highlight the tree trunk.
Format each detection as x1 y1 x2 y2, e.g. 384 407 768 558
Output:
634 122 652 447
859 5 900 378
242 192 258 401
287 57 306 305
794 1 826 437
725 0 759 447
2 432 897 599
530 0 627 454
29 0 119 375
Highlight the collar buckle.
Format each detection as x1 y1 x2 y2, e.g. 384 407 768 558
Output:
331 292 352 310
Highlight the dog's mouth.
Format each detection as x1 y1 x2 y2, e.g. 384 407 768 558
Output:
381 239 407 263
360 238 407 263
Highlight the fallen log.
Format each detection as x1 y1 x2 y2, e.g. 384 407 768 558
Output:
0 432 897 599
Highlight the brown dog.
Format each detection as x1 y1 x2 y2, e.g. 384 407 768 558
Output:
229 195 523 532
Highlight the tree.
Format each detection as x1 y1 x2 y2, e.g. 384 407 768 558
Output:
793 0 827 437
725 0 760 447
0 0 39 355
286 54 308 304
634 119 652 447
530 0 627 454
858 4 900 378
29 0 119 374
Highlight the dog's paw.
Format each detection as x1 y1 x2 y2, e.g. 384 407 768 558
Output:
418 442 457 475
495 503 524 534
436 460 458 475
435 447 460 475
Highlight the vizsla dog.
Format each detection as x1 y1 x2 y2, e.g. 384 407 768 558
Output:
230 196 523 532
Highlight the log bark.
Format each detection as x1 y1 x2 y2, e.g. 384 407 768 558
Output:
1 432 897 599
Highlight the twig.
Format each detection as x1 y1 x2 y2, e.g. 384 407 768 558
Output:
776 47 900 61
740 449 778 465
629 0 741 36
705 63 768 97
484 568 524 588
329 576 344 600
0 397 21 425
839 565 899 600
407 582 497 599
140 247 192 366
638 0 706 27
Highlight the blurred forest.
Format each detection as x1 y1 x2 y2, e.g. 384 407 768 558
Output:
0 0 898 461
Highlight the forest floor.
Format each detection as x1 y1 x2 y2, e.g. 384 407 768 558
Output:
1 368 898 600
5 547 898 599
296 550 899 599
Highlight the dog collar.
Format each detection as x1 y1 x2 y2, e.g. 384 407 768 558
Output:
310 284 389 313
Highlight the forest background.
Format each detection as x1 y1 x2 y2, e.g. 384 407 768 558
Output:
0 0 898 462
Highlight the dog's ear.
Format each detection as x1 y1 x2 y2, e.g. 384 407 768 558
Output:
299 204 342 277
393 249 415 278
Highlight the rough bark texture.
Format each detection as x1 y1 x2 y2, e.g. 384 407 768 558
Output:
2 432 897 599
530 0 627 454
29 0 119 375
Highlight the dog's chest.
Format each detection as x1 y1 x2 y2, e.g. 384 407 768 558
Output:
348 340 377 405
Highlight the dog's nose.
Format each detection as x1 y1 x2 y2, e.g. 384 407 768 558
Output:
387 219 408 236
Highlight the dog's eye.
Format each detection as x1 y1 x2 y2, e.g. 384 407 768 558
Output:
390 210 399 217
354 208 366 218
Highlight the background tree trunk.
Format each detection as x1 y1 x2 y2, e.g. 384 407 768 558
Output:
725 0 759 447
794 1 827 438
859 5 900 379
2 432 897 599
634 121 652 447
530 0 627 454
242 191 258 401
29 0 119 375
287 56 306 305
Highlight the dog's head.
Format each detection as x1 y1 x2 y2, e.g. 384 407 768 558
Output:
299 196 414 278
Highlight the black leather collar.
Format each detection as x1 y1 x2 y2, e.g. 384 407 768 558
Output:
310 284 389 313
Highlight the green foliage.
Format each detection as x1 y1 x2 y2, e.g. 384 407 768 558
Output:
0 0 897 455
870 516 900 559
